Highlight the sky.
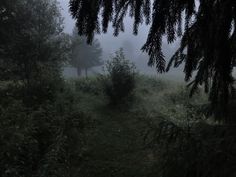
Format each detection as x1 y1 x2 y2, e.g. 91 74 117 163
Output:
59 0 184 81
59 0 150 54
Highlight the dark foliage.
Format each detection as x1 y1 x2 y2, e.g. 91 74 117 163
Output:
140 88 236 177
0 86 89 177
69 0 236 121
144 119 236 177
100 49 136 105
0 0 70 106
0 1 88 176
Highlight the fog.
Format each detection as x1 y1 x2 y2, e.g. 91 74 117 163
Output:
60 0 184 81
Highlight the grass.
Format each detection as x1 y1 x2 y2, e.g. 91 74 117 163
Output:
65 74 208 177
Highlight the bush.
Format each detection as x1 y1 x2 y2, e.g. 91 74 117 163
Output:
100 48 136 105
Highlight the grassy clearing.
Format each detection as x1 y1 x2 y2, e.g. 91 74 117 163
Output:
65 74 207 177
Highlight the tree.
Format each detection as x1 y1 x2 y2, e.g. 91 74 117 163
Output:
100 48 136 105
71 27 103 78
0 1 87 176
69 0 236 121
0 0 70 105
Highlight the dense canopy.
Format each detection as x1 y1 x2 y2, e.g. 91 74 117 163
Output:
69 0 236 120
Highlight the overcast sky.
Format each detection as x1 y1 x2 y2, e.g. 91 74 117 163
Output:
59 0 184 80
59 0 150 53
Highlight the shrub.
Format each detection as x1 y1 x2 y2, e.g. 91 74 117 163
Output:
100 48 136 105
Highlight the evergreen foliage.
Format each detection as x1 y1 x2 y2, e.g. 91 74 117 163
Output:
69 0 236 120
144 117 236 177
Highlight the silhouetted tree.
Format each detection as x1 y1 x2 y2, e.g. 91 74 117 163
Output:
69 0 236 120
71 27 103 78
